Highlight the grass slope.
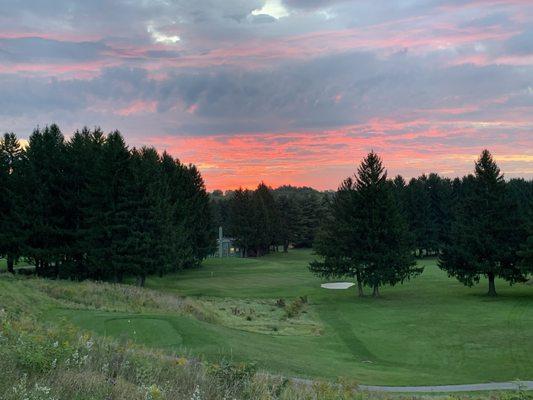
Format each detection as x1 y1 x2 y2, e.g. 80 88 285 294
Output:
39 250 533 386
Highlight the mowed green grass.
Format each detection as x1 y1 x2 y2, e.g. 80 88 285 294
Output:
46 250 533 386
0 258 31 272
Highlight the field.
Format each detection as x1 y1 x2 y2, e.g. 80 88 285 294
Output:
36 249 533 387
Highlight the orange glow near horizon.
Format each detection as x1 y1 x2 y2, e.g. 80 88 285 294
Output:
144 123 533 191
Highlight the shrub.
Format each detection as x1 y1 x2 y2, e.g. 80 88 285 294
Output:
275 298 285 307
284 298 305 319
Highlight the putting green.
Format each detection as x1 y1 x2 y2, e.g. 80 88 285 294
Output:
103 317 183 347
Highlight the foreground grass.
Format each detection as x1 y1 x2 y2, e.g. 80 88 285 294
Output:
1 249 532 397
1 275 531 399
0 275 371 400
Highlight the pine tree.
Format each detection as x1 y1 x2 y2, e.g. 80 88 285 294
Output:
406 176 436 256
276 194 298 252
253 183 279 255
518 236 533 278
62 127 105 279
310 152 420 297
0 133 24 273
84 131 132 281
20 125 68 277
228 188 255 257
183 164 216 264
310 176 366 296
439 150 528 296
426 173 454 250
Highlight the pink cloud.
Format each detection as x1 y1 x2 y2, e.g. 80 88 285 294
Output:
115 100 157 116
144 119 533 190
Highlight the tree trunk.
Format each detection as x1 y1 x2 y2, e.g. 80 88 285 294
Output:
357 280 364 297
372 285 380 297
487 272 497 297
35 259 42 276
283 241 289 253
355 272 364 297
6 254 14 274
136 275 146 287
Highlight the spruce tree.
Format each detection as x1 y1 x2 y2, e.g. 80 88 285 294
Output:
310 152 420 297
84 130 132 281
20 125 68 277
276 194 298 252
253 183 279 255
228 188 255 257
439 150 528 296
0 133 24 273
62 127 105 279
183 164 216 264
310 176 366 296
518 236 533 278
406 176 436 256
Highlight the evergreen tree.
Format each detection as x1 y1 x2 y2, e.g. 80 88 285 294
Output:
426 173 454 250
310 152 421 297
228 188 255 257
84 131 132 281
0 124 216 282
125 147 164 286
392 175 407 216
276 194 299 252
179 163 216 266
252 182 279 255
20 125 68 277
0 133 24 273
293 192 325 248
62 127 105 279
439 150 528 296
310 176 366 296
406 176 436 256
273 185 326 248
518 236 533 278
509 178 533 279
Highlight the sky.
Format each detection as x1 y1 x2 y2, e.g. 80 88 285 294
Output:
0 0 532 190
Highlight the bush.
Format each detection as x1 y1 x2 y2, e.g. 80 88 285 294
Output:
208 359 257 397
275 298 285 308
284 298 305 319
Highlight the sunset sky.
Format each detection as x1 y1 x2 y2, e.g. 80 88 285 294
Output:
1 0 532 190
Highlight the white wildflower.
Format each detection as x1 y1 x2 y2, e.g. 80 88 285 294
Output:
101 362 109 375
190 385 202 400
34 383 51 394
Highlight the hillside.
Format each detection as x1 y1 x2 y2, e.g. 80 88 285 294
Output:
1 250 532 399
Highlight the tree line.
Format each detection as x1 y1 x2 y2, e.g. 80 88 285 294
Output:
210 184 328 256
0 125 214 285
310 150 533 296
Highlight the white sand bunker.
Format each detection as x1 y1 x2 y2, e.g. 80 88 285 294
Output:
321 282 355 290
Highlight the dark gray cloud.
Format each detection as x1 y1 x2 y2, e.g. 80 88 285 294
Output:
283 0 346 10
0 0 531 150
0 46 531 137
0 37 109 63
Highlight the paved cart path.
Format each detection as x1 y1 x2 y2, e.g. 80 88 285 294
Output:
287 376 533 393
358 381 533 393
